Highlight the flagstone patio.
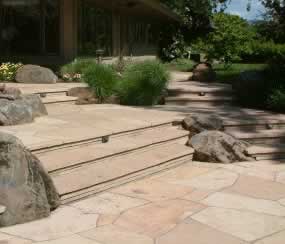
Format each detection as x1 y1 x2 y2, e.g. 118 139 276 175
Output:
1 159 285 244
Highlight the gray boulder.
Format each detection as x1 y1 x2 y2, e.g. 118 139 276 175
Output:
16 65 58 84
0 94 48 126
67 87 94 98
0 132 60 227
189 131 255 164
182 114 224 136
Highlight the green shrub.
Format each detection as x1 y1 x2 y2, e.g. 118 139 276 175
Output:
0 62 22 81
60 59 95 81
241 41 285 63
268 88 285 112
83 64 119 103
164 58 196 72
119 60 170 106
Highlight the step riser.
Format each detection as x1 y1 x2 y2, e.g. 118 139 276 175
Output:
254 154 285 160
166 101 233 107
59 154 193 204
224 125 285 132
48 134 188 175
167 91 233 97
244 138 285 145
32 122 174 153
44 100 76 105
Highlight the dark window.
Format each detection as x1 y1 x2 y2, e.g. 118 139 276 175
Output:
0 0 60 57
78 0 112 57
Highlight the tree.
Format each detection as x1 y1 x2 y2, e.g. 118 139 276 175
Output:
203 13 256 64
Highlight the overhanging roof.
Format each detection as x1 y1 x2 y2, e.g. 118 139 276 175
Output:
138 0 181 21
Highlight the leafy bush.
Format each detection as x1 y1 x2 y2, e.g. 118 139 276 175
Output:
119 60 170 106
83 64 119 103
60 59 95 81
0 62 22 81
164 58 196 72
268 88 285 112
241 41 285 63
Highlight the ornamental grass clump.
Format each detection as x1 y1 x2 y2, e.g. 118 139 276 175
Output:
0 62 22 81
119 60 170 106
83 64 119 103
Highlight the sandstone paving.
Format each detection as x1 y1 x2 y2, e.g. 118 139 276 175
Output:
226 175 285 200
110 178 194 202
181 169 239 190
0 206 99 242
80 225 154 244
276 171 285 184
0 233 32 244
38 234 102 244
96 214 119 227
181 189 216 202
254 230 285 244
190 207 285 242
202 192 285 216
114 199 206 238
157 220 247 244
70 192 148 215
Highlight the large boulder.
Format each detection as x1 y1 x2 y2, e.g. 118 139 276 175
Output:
0 132 60 227
192 63 216 82
67 87 94 98
0 84 22 99
0 94 48 126
189 131 255 164
16 65 58 84
182 114 224 136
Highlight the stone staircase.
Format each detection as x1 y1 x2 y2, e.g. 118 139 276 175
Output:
223 120 285 160
165 76 285 161
166 81 234 107
32 123 193 203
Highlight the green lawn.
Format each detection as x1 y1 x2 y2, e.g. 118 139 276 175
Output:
213 63 267 83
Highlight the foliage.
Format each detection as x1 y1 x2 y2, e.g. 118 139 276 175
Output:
203 13 256 64
164 58 196 72
213 63 268 83
241 41 285 63
159 25 187 61
118 60 170 106
268 88 285 112
83 64 119 103
0 62 22 81
60 59 95 81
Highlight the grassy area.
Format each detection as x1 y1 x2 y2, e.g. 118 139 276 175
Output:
213 63 268 83
164 58 196 72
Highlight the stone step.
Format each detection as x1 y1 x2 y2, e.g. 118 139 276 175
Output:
41 94 77 105
31 121 175 153
247 144 285 160
223 120 285 132
37 125 189 173
229 129 285 145
51 138 193 203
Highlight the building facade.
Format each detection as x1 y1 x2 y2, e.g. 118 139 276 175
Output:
0 0 178 65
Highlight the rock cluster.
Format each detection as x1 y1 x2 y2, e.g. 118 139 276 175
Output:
0 85 47 126
183 114 255 164
16 65 58 84
0 132 60 227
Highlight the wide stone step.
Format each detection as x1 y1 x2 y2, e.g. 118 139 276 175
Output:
51 138 193 203
37 125 189 173
229 129 285 145
41 94 77 104
224 119 285 132
247 144 285 160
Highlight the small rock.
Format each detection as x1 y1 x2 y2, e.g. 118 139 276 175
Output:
67 87 94 99
192 63 216 82
189 131 255 164
182 114 224 136
16 65 58 84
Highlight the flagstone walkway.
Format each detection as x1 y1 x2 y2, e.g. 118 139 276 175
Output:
1 160 285 244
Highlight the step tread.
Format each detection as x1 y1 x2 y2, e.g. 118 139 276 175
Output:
41 95 77 104
38 126 189 172
230 129 285 139
247 144 285 155
52 139 193 196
